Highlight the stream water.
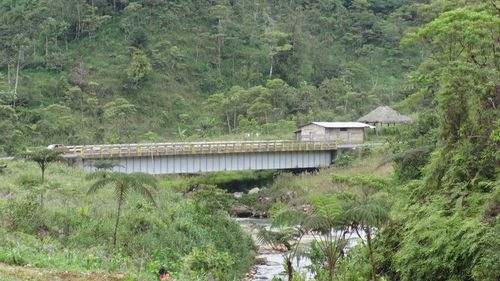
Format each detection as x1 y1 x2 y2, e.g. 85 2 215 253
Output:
236 218 363 280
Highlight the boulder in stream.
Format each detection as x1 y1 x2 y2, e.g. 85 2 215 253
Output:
280 191 296 202
232 192 244 199
259 196 274 204
248 187 260 195
230 204 253 217
255 257 268 265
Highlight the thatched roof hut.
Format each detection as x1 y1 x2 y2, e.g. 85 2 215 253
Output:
357 106 412 125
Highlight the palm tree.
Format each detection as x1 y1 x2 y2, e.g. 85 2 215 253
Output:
259 205 339 281
86 171 158 247
342 186 390 281
257 225 298 281
21 147 65 184
20 147 65 208
330 174 391 281
307 194 352 281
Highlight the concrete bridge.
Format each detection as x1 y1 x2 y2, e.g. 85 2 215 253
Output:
65 140 346 174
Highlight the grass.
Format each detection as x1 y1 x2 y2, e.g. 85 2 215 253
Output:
295 147 393 194
0 146 393 280
231 147 394 214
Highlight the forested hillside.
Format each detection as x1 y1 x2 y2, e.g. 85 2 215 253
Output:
0 1 499 280
0 0 428 154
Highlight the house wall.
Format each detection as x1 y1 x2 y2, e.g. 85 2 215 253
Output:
295 124 326 141
297 126 365 143
324 128 365 144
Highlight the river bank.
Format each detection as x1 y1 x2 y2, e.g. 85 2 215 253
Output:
238 218 310 280
237 217 365 281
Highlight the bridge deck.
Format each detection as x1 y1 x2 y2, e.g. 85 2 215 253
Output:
66 140 338 159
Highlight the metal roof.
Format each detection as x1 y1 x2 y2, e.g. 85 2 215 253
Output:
298 122 375 129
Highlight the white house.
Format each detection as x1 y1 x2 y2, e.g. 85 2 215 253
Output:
295 122 374 144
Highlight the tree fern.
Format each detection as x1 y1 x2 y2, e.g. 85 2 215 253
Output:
86 171 158 247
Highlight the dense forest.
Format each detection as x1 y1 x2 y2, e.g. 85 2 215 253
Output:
0 0 499 281
0 0 429 153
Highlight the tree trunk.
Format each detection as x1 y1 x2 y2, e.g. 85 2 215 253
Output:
217 38 222 76
286 257 293 281
327 241 337 281
7 63 11 92
264 112 269 134
366 227 377 281
113 190 124 247
45 35 49 57
226 112 232 134
195 42 199 64
232 53 235 79
216 18 224 77
41 165 45 183
77 4 81 39
268 58 273 79
14 48 21 109
40 191 44 209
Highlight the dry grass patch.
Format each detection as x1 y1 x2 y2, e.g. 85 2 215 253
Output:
0 263 125 281
292 151 393 196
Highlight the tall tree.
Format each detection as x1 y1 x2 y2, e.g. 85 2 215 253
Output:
340 186 390 281
20 147 65 207
21 147 64 184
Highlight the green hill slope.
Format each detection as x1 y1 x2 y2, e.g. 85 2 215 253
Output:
0 0 427 154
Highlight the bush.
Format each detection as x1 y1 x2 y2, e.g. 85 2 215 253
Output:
16 173 41 188
335 152 353 167
2 194 45 234
0 162 255 279
130 27 148 48
182 244 234 281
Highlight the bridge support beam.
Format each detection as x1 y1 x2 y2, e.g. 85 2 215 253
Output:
80 151 333 174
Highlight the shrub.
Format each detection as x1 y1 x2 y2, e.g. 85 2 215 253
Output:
2 194 45 234
16 173 41 188
182 244 234 281
335 152 353 167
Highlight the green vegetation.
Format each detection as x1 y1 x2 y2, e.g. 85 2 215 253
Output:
86 172 158 248
0 0 426 154
162 170 275 193
256 1 499 280
20 147 65 183
0 0 498 280
0 161 254 280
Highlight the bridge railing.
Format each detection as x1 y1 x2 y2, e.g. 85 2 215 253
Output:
65 140 338 159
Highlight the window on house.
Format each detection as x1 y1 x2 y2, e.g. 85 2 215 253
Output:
340 128 348 132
